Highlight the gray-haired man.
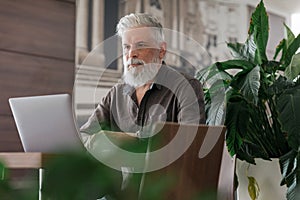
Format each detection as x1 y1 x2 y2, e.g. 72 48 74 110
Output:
81 13 205 138
80 13 206 199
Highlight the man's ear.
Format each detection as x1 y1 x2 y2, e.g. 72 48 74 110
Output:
159 42 167 59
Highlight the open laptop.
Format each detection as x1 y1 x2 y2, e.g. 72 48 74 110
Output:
9 94 84 153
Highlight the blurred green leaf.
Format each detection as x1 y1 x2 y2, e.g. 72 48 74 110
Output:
42 152 122 200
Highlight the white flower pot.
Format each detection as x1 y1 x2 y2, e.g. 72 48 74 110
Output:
236 158 287 200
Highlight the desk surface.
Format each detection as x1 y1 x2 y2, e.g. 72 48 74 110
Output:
0 152 55 169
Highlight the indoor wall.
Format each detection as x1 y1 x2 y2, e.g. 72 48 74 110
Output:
0 0 76 151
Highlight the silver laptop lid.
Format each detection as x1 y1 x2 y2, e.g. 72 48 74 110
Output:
9 94 84 153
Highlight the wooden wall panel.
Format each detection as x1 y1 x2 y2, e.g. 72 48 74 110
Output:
0 0 75 60
0 0 76 152
0 116 23 152
0 51 74 115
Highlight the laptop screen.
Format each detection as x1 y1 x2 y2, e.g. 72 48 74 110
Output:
9 94 84 153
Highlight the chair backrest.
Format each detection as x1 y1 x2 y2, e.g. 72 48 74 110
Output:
138 122 226 200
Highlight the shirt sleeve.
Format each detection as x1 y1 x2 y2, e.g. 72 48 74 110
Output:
177 78 206 125
79 87 114 135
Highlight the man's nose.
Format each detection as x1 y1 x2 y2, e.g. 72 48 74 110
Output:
128 48 138 58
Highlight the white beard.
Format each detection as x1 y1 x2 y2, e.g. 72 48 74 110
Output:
123 58 161 87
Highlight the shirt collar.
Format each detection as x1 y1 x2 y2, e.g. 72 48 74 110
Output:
122 82 162 96
123 84 135 95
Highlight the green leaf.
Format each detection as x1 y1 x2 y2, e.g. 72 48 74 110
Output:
237 140 270 164
227 34 257 63
247 176 260 200
0 161 5 181
229 65 260 105
284 24 296 47
267 76 294 96
279 150 297 186
240 65 261 105
277 87 300 151
285 53 300 81
196 63 232 87
279 150 300 200
274 24 295 62
0 161 9 183
216 60 255 71
248 0 269 63
205 80 227 125
197 66 230 126
263 60 281 74
196 64 216 82
284 34 300 67
274 39 286 60
225 94 250 156
236 145 255 164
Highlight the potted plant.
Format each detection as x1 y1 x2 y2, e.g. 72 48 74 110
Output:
196 1 300 199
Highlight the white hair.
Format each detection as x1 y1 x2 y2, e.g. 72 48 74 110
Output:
116 13 164 43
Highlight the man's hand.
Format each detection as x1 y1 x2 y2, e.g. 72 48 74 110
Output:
81 130 147 156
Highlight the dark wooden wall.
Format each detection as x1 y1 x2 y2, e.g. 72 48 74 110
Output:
0 0 76 151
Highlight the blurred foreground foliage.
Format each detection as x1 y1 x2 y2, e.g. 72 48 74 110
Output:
1 151 219 200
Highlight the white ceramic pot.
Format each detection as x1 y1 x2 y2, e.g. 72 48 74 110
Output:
236 158 287 200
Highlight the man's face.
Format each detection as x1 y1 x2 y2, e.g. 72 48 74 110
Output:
122 27 164 67
121 27 166 87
